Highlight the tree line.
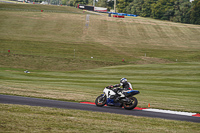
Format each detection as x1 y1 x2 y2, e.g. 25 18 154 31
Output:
62 0 200 25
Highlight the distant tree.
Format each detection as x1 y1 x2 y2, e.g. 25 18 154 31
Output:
141 0 157 17
171 0 191 23
73 0 88 6
88 0 95 5
96 0 107 7
190 0 200 24
107 0 114 10
117 0 127 13
126 2 133 14
151 0 164 19
64 0 74 6
117 0 134 13
180 1 191 23
151 0 175 20
173 10 182 22
163 8 174 20
141 0 152 17
126 0 144 15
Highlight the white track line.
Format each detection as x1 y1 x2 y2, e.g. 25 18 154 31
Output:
143 108 197 116
80 102 200 117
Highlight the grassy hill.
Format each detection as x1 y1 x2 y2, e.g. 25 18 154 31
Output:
0 3 200 132
1 3 200 71
1 2 200 111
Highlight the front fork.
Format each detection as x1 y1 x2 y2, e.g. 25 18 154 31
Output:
99 93 106 101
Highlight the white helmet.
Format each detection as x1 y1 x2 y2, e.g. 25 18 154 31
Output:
120 78 127 84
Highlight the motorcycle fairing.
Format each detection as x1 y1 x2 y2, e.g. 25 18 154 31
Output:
124 90 140 97
103 88 116 98
106 98 122 106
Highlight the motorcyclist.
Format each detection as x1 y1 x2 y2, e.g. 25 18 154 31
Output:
108 78 133 102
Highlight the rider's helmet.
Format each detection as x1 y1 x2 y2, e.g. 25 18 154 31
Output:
120 78 127 85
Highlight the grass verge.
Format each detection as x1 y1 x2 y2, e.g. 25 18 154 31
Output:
0 104 200 133
1 62 200 113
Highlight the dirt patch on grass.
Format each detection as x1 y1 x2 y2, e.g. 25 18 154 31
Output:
135 56 174 64
0 53 120 71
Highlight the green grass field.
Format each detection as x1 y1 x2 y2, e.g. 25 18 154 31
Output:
1 62 200 113
0 3 200 132
1 104 200 133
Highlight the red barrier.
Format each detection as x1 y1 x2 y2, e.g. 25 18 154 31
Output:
113 15 124 18
41 10 43 12
117 15 124 18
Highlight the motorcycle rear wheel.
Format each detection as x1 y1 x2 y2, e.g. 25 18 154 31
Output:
123 97 138 110
95 95 107 107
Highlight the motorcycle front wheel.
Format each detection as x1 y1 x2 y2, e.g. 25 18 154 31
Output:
123 97 138 110
95 95 107 107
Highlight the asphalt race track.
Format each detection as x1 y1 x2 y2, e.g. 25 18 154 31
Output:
0 94 200 123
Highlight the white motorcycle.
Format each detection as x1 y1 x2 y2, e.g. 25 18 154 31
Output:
95 86 139 110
